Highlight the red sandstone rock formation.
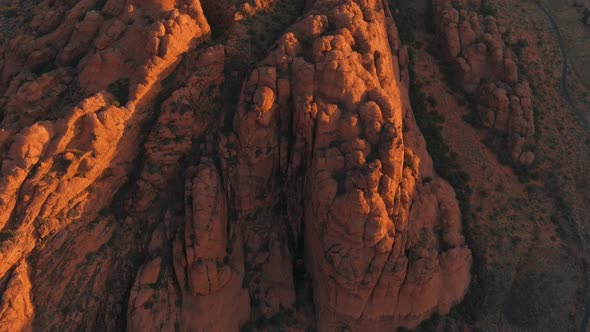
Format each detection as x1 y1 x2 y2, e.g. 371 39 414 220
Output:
433 0 536 166
0 0 471 330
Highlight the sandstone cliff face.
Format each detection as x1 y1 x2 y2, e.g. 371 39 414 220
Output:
433 0 536 166
0 0 471 330
232 1 471 328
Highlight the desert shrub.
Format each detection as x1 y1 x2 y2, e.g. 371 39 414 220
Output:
480 1 497 16
408 76 471 195
53 153 72 176
512 39 529 58
390 1 418 45
504 272 555 329
405 41 486 324
517 62 528 78
4 9 17 18
32 61 58 76
93 0 107 11
107 78 130 105
240 308 297 331
482 131 537 182
0 230 16 243
146 161 160 174
426 95 438 106
462 100 483 128
332 171 347 195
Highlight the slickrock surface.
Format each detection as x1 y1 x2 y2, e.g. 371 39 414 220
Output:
433 0 536 166
0 0 472 330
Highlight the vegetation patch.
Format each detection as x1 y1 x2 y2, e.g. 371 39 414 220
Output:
406 45 485 326
107 78 130 105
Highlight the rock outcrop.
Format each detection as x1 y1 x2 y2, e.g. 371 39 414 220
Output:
0 261 33 332
433 0 536 166
0 0 211 330
0 0 471 330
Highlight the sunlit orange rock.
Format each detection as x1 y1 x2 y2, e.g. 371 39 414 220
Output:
0 0 471 330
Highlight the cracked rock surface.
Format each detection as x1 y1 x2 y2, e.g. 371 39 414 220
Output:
0 0 471 330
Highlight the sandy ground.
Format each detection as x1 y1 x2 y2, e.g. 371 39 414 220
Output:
399 0 590 330
538 0 590 118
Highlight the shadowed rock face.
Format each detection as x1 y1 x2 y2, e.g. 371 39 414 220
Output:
0 0 471 331
433 0 536 166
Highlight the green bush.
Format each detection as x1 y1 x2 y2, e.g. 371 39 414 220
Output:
426 95 438 107
0 230 16 242
512 39 529 58
406 45 482 324
480 1 497 16
107 78 130 105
